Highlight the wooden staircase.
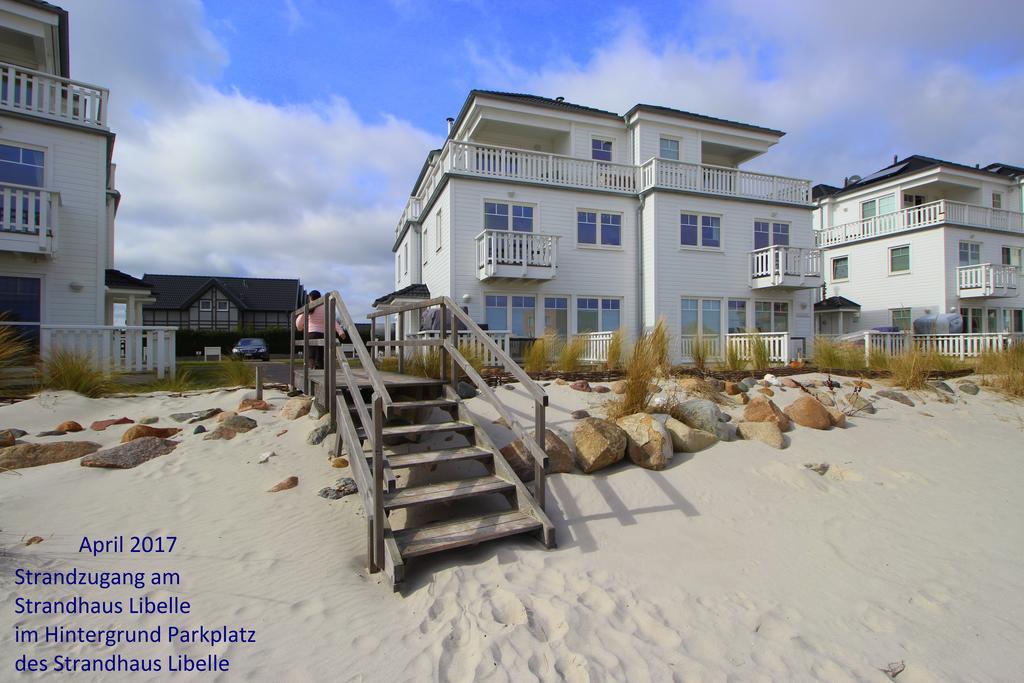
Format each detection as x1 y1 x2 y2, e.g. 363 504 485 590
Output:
291 293 555 590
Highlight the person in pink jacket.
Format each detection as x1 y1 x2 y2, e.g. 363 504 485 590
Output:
294 290 345 370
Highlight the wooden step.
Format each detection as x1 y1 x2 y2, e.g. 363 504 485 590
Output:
380 420 473 438
394 510 542 559
382 446 493 469
384 475 514 511
347 398 457 414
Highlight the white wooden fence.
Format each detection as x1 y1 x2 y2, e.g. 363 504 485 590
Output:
407 329 512 367
578 331 614 363
39 325 177 378
861 330 1023 362
725 333 791 364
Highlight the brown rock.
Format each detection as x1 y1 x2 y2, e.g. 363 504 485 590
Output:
331 457 349 468
736 421 786 449
610 380 627 394
781 377 800 389
25 536 44 545
216 411 237 423
570 380 591 392
90 417 134 431
280 397 312 420
757 387 775 397
570 410 591 420
724 381 741 396
275 429 288 437
825 407 847 428
0 429 15 447
121 425 181 443
81 438 177 469
662 416 718 452
783 395 833 430
733 392 749 405
239 398 272 412
615 413 673 470
811 390 835 407
572 418 627 474
743 396 792 431
500 429 575 479
592 385 611 394
0 441 101 470
268 476 299 492
203 426 238 441
56 421 84 433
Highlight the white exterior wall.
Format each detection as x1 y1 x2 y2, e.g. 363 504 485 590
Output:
419 183 453 299
0 116 110 325
633 121 701 165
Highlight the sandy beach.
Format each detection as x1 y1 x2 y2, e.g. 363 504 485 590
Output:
2 377 1023 681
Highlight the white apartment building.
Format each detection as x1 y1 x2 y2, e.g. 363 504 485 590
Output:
385 91 819 364
814 155 1024 337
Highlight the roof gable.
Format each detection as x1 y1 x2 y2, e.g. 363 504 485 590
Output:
142 274 304 311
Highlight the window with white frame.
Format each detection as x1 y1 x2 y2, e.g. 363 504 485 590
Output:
199 300 212 312
891 308 912 331
1002 246 1022 268
544 297 568 338
0 144 44 187
753 220 790 249
403 243 409 274
960 307 983 333
992 192 1002 209
958 241 981 267
659 137 679 160
576 297 620 333
577 211 621 246
754 301 788 333
509 296 535 337
435 211 443 252
680 213 721 248
1010 309 1023 333
889 245 910 273
591 138 612 162
484 202 533 232
861 193 896 219
831 256 849 280
421 225 428 264
904 193 926 207
681 298 722 338
727 299 747 334
485 295 507 331
217 300 229 312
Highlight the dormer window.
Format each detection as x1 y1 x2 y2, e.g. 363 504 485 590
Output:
591 138 612 162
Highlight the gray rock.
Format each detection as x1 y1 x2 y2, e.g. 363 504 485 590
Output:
0 441 102 470
737 421 786 449
287 389 303 397
138 416 158 425
740 377 758 391
169 413 193 423
570 410 591 420
845 393 876 414
81 438 177 469
2 428 27 438
35 430 67 437
221 415 257 432
805 463 829 476
309 402 325 420
319 477 358 499
705 378 726 392
958 382 980 395
928 380 954 394
662 416 718 453
188 408 223 424
503 384 517 391
720 413 732 422
193 425 207 434
876 389 914 407
457 382 477 399
307 421 334 446
671 399 730 441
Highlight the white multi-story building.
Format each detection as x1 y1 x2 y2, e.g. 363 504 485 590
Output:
385 91 819 364
814 155 1024 337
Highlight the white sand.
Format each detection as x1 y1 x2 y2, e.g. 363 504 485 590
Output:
1 377 1023 681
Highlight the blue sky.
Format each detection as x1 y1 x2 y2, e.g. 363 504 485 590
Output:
62 0 1024 315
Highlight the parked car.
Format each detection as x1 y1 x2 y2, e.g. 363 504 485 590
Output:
232 337 269 361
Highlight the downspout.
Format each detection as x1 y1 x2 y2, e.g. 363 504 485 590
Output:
636 194 645 337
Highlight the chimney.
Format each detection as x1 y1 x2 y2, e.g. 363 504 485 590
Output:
893 154 898 164
843 176 849 187
446 117 454 134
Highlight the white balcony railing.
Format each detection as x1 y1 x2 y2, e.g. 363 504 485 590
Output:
578 331 614 363
957 263 1019 298
475 229 558 279
0 62 108 128
861 330 1023 361
725 332 791 364
0 183 59 253
750 245 822 287
639 158 812 204
816 200 1024 247
395 141 814 233
680 334 724 360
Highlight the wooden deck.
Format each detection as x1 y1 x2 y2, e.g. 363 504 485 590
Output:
294 367 446 390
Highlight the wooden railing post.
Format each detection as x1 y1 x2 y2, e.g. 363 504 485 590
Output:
255 366 264 401
534 400 546 511
397 311 405 374
325 294 337 427
288 312 296 391
302 300 310 394
372 394 385 572
439 302 448 383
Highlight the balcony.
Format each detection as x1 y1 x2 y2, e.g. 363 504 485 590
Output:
475 230 558 281
0 184 59 255
395 141 814 232
750 245 822 289
816 200 1024 248
0 62 108 128
957 263 1018 299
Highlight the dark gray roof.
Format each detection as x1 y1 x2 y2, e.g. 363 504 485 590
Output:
373 283 430 307
470 90 621 120
624 103 785 136
105 269 152 290
982 162 1024 178
142 274 304 312
814 296 861 312
817 155 1018 200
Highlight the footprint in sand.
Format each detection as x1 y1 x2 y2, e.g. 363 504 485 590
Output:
578 586 617 615
486 587 528 626
823 464 863 482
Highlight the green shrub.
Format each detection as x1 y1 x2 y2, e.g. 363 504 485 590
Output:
722 340 744 371
749 332 770 372
0 323 31 369
978 344 1024 397
606 323 665 420
606 328 625 370
558 336 586 373
377 355 399 373
220 358 255 387
523 337 549 374
42 350 112 397
689 335 712 373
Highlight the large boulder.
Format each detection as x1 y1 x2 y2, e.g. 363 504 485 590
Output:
280 397 312 420
0 441 101 470
222 415 257 432
743 396 792 431
500 429 575 480
56 421 84 433
615 413 673 470
662 416 717 453
783 396 833 430
737 422 786 449
121 425 181 443
81 438 177 469
238 398 272 412
671 399 730 441
572 418 627 474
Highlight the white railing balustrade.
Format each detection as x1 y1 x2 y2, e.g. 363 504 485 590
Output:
957 263 1018 297
817 200 1024 247
32 325 177 378
725 332 791 364
0 62 108 128
679 334 724 361
475 230 558 278
750 246 822 285
860 330 1023 361
0 184 59 252
409 329 512 367
578 331 614 363
640 158 812 204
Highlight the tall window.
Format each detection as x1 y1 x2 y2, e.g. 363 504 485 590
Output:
701 216 721 248
892 308 912 331
754 221 790 249
681 298 722 338
403 243 409 274
727 300 747 333
0 144 44 186
904 193 926 207
832 256 849 280
485 295 507 331
577 297 619 333
889 245 910 273
958 241 981 267
510 296 535 337
680 213 698 246
659 138 679 160
754 301 788 332
591 138 612 161
544 297 568 338
0 275 41 348
862 194 896 219
960 307 983 333
992 192 1003 209
681 299 699 336
435 211 443 252
577 211 622 246
601 299 620 331
1002 246 1022 268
